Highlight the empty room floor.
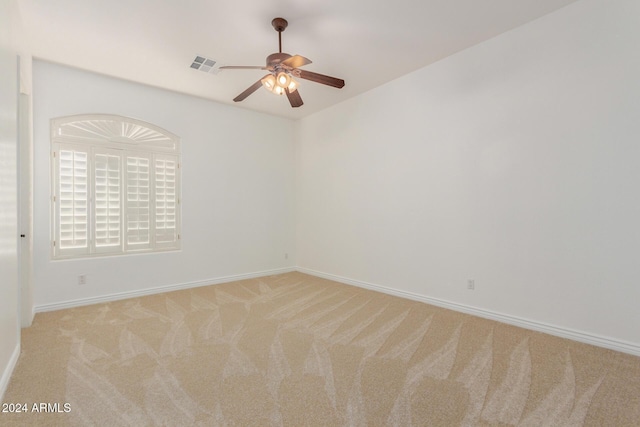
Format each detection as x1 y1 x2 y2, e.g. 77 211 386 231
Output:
2 272 640 426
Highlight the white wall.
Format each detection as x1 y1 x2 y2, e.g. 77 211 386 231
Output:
296 0 640 350
32 61 296 308
0 0 21 398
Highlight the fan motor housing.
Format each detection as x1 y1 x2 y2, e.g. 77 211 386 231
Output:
266 53 292 68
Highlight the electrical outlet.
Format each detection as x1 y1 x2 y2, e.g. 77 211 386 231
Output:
285 253 288 259
78 274 87 285
467 279 475 290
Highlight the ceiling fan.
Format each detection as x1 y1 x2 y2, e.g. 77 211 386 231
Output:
220 17 345 108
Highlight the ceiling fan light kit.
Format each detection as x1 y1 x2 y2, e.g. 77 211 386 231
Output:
261 72 298 95
220 17 345 108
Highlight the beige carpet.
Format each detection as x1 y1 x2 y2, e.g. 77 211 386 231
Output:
2 272 640 426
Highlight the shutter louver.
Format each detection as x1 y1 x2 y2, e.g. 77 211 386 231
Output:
126 156 151 249
94 152 121 251
58 149 89 252
154 155 178 246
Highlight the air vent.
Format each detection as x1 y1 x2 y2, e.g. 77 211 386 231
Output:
190 56 220 74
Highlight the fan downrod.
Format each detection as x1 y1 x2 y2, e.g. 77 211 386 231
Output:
272 17 288 53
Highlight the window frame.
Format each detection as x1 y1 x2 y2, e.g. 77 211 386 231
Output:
51 114 181 260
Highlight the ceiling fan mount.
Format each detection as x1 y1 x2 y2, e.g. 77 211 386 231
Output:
271 17 288 33
220 17 345 108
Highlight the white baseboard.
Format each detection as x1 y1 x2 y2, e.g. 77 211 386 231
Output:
30 265 640 356
296 267 640 357
0 342 20 401
34 267 296 313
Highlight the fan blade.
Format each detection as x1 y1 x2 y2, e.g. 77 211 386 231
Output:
220 66 268 70
297 69 345 88
285 88 303 108
233 76 268 102
282 55 312 68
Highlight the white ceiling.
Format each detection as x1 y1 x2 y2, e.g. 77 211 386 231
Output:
18 0 579 120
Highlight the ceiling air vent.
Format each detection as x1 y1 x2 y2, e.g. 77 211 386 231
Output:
190 56 220 74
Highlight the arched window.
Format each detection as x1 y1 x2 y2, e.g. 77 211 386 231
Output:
51 114 181 259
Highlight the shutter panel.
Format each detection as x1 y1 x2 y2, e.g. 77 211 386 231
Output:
125 154 151 250
56 148 89 256
93 150 122 252
153 154 179 248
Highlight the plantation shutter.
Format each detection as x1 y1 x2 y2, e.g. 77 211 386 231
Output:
52 115 181 259
125 154 152 250
154 154 179 247
93 149 122 253
55 147 89 256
